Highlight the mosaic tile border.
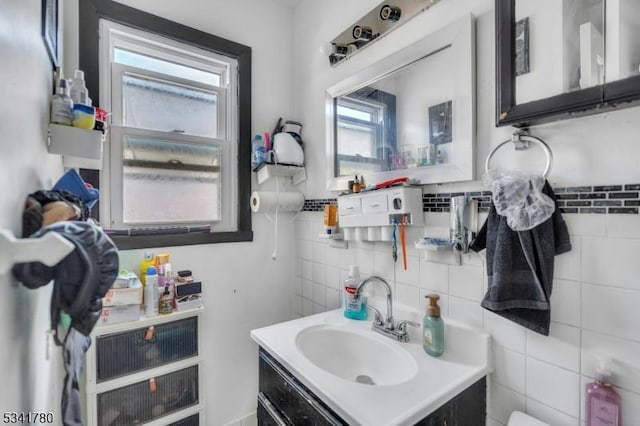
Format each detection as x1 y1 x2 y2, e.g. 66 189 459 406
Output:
303 183 640 214
302 198 336 212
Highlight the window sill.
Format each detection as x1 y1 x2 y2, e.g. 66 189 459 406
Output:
111 230 253 250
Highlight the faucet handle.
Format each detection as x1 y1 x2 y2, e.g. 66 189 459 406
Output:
396 320 420 335
367 306 384 326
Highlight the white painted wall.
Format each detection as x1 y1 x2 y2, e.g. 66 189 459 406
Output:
293 0 640 425
0 0 66 417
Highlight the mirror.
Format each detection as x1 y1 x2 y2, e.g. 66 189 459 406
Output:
326 14 476 190
496 0 640 127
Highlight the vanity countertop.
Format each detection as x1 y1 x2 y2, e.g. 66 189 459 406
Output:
251 308 491 426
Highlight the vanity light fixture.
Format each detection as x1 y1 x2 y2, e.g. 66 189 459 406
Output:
352 25 374 41
380 5 402 21
327 0 442 66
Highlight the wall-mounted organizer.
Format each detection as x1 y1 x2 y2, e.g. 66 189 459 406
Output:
328 0 443 66
48 124 105 170
254 163 306 185
83 309 204 426
415 195 478 266
337 186 423 241
0 229 75 275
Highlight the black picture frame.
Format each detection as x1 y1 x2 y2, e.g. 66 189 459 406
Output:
42 0 59 68
428 100 453 145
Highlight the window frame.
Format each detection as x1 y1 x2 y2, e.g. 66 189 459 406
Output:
79 0 252 249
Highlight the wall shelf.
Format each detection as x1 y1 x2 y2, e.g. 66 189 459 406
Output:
318 232 343 240
255 163 306 185
48 124 105 170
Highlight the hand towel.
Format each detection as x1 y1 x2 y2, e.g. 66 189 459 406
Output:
470 182 571 335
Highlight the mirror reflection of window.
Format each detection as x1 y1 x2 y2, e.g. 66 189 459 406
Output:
335 87 396 177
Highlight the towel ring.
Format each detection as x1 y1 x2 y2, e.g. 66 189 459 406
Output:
485 131 553 178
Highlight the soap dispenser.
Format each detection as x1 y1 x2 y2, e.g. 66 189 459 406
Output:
586 357 621 426
423 294 444 357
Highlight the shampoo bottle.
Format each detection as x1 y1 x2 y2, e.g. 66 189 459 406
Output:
144 266 159 317
423 294 444 357
343 265 367 320
586 358 621 426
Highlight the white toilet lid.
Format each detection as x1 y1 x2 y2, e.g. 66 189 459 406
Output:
508 411 550 426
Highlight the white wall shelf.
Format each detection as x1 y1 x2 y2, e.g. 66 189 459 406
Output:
48 124 105 170
255 163 306 185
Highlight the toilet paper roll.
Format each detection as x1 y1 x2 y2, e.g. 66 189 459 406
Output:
250 191 304 213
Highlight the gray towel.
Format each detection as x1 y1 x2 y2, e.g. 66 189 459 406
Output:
470 182 571 335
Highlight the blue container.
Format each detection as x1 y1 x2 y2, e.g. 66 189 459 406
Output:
53 169 100 208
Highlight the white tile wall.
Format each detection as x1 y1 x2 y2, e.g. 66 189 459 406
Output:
293 211 640 425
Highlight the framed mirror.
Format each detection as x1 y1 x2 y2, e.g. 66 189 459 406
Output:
325 14 476 191
496 0 640 127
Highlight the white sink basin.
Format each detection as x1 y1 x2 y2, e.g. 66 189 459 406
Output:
251 308 490 425
295 324 418 386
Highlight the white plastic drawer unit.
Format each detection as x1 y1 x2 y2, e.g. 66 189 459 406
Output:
95 316 198 382
361 193 388 214
167 414 200 426
337 196 361 215
97 365 199 425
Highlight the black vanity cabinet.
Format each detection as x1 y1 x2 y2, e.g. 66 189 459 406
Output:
257 347 486 426
496 0 640 127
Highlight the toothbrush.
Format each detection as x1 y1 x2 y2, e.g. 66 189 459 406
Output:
400 216 407 270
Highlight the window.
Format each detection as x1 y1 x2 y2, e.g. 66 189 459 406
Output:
79 0 252 248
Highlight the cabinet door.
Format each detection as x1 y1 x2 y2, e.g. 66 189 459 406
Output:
258 349 345 426
96 316 198 381
97 365 199 425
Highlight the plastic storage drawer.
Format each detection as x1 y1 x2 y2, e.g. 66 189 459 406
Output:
167 413 199 426
97 365 199 426
96 317 198 382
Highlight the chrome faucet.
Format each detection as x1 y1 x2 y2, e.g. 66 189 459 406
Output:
354 276 419 342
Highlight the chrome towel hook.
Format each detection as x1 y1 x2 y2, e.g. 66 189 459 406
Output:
485 129 553 178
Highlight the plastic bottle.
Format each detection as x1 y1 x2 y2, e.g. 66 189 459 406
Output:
343 265 367 320
139 252 155 286
159 285 173 315
144 266 159 317
50 78 74 125
586 357 621 426
69 69 89 106
423 294 444 357
252 134 265 169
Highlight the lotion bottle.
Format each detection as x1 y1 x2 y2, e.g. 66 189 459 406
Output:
423 294 444 357
586 357 621 426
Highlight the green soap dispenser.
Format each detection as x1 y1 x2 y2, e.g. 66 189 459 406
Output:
423 294 444 357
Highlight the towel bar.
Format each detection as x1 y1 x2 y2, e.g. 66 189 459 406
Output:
485 130 553 178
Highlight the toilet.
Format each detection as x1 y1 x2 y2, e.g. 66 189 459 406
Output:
508 411 550 426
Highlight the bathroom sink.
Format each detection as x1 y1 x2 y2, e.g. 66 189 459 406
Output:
251 308 490 425
295 325 418 385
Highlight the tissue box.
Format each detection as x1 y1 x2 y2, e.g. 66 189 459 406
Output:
98 305 140 325
103 286 143 306
112 271 142 289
